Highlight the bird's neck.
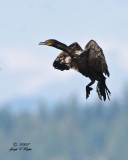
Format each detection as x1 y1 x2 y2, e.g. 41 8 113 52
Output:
54 41 74 56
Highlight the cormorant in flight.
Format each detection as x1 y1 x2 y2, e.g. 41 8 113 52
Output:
39 39 111 101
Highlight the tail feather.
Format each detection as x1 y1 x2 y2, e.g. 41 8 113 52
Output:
97 77 111 101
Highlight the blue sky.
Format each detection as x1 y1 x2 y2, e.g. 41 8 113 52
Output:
0 0 128 108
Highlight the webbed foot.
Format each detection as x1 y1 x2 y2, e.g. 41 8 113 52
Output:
86 86 93 99
96 86 102 100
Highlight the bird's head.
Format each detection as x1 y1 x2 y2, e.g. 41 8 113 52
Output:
39 39 58 47
39 39 70 53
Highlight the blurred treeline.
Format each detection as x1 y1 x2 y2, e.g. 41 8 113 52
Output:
0 96 128 160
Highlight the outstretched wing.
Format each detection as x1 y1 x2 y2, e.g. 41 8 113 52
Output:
84 40 110 77
53 42 83 71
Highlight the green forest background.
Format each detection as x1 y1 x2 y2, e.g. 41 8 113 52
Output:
0 94 128 160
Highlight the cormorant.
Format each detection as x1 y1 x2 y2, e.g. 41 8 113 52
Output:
39 39 111 101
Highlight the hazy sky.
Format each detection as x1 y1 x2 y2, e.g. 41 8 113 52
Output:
0 0 128 107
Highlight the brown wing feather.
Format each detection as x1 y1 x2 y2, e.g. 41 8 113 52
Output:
84 40 110 77
53 52 71 71
53 42 83 71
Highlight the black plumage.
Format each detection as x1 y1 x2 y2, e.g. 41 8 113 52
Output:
39 39 111 101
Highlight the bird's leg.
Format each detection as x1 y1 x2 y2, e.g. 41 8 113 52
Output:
86 80 95 99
